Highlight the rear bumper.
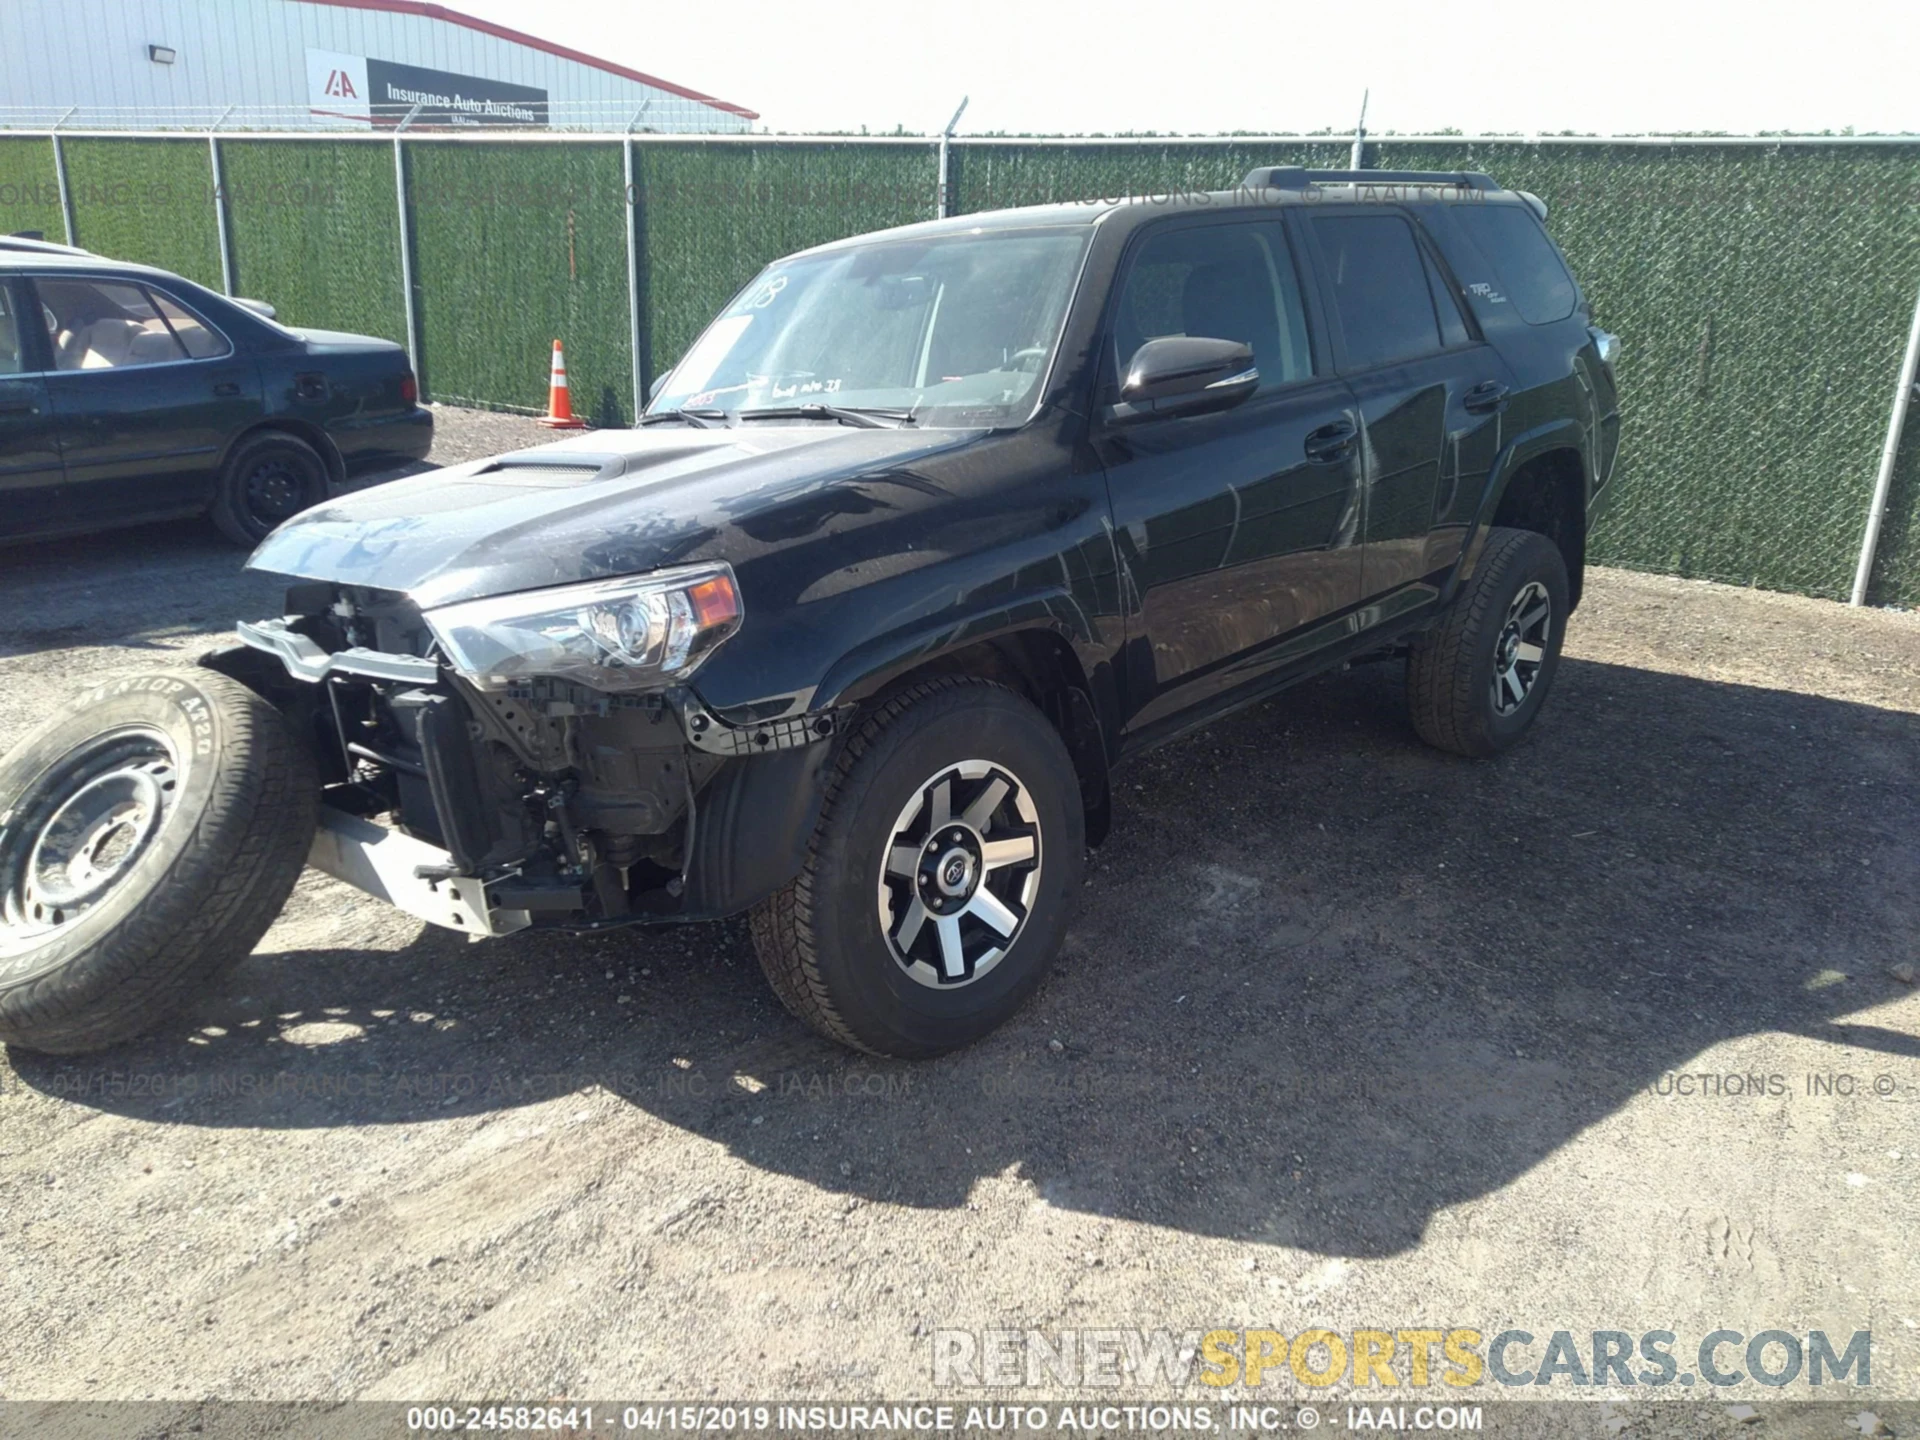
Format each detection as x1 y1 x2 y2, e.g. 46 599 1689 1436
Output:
330 405 434 475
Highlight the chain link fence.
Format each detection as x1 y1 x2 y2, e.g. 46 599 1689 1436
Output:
1 129 1917 607
634 141 938 390
406 142 633 419
222 140 406 352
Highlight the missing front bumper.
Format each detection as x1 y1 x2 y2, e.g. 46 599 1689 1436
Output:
307 806 530 938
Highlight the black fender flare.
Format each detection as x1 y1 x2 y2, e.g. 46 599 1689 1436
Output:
813 587 1108 716
681 593 1116 915
1440 418 1591 608
818 590 1117 845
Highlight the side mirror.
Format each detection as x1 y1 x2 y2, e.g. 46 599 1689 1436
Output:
1109 336 1257 423
647 370 673 404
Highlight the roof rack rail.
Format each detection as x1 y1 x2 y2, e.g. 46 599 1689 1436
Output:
1240 167 1500 192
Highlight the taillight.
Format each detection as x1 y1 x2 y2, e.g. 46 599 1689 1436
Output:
400 371 418 404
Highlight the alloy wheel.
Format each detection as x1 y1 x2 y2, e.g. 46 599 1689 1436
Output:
875 760 1043 988
1490 580 1551 716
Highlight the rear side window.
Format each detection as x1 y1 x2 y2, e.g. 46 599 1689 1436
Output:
33 277 233 370
1310 214 1442 370
1420 245 1473 348
1447 203 1578 324
149 290 231 359
37 278 187 370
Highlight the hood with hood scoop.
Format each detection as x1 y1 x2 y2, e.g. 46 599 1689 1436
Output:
247 423 988 609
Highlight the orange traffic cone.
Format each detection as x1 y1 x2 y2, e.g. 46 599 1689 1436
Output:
538 339 587 429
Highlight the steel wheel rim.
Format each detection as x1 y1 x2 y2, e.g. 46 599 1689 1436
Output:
244 455 307 528
1490 580 1551 716
0 727 180 951
875 759 1042 989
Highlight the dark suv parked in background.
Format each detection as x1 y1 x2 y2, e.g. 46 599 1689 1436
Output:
0 169 1619 1061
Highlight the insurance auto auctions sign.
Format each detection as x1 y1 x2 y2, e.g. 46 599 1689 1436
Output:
305 48 548 126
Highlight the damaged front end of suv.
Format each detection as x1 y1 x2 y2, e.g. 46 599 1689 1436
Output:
221 529 846 942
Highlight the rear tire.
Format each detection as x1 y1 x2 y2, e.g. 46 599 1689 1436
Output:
0 670 317 1054
750 678 1084 1058
211 431 329 547
1406 526 1570 758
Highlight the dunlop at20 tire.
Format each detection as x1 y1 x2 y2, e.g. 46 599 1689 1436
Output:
749 677 1084 1058
0 669 316 1054
1406 526 1570 758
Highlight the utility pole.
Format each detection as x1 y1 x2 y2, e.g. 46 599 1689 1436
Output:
1349 89 1369 170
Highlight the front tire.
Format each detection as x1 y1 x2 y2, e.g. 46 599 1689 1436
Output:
211 431 329 547
1406 526 1570 757
0 670 317 1054
750 678 1085 1058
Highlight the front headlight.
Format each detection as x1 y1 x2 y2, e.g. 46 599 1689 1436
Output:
423 564 742 692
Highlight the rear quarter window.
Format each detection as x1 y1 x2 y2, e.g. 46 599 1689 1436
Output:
1446 203 1579 325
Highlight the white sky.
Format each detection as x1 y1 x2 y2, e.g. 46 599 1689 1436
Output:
453 0 1919 136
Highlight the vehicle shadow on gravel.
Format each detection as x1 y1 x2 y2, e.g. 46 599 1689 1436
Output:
11 656 1919 1257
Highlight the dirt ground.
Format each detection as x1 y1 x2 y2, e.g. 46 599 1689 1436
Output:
1 405 1917 1422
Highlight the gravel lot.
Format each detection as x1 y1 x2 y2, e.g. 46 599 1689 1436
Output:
1 405 1917 1422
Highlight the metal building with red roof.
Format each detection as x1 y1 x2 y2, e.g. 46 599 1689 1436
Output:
0 0 757 132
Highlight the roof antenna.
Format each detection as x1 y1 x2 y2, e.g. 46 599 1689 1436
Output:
1349 89 1369 170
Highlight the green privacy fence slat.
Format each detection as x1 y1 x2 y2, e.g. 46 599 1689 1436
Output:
951 140 1351 213
222 140 406 345
63 138 222 289
1870 412 1920 608
11 132 1920 604
636 142 938 378
0 137 65 241
406 142 632 423
1367 141 1920 603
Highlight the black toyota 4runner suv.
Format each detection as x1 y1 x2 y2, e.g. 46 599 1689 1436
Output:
0 168 1620 1059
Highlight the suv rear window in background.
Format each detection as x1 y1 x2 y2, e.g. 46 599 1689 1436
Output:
1448 203 1579 324
1312 214 1444 369
1114 221 1313 389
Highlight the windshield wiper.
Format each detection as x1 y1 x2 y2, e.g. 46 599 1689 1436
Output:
639 407 734 429
736 403 916 429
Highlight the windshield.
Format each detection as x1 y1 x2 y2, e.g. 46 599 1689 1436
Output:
648 227 1089 427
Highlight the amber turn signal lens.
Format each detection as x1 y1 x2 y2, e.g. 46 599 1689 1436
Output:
687 574 740 628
